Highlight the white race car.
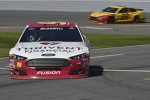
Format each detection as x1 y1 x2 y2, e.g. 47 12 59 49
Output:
9 22 90 79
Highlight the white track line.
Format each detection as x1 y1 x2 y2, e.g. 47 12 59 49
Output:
81 26 112 30
1 66 150 73
104 69 150 73
115 1 150 3
0 57 8 60
1 67 150 73
4 66 10 68
93 44 150 51
143 78 150 80
91 54 123 59
5 0 150 3
0 68 8 70
0 54 123 70
0 66 10 70
87 0 150 3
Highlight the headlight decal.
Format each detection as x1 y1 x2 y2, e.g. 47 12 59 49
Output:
70 53 89 60
12 54 27 60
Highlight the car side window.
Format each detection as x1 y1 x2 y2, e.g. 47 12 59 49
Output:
119 8 129 13
129 8 136 12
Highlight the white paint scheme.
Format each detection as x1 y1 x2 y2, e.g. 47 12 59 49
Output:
9 42 89 59
9 24 90 60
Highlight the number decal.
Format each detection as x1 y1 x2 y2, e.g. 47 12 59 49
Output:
121 14 128 20
16 62 22 68
38 21 67 25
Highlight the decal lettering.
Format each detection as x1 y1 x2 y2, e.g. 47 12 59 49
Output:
40 50 45 53
48 46 55 49
35 47 42 49
57 46 63 49
40 28 63 30
66 47 74 50
17 48 21 51
37 71 61 75
41 53 55 57
44 46 47 49
76 47 82 50
9 60 14 65
17 46 83 53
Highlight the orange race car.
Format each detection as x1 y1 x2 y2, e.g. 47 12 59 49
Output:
89 5 145 24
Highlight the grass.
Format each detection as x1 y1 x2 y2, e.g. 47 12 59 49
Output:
0 32 21 57
1 32 150 57
86 34 150 48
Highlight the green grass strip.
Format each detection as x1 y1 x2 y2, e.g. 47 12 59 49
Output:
0 32 21 57
86 34 150 49
1 32 150 57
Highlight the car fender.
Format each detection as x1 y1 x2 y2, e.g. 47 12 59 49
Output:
98 15 115 24
104 15 116 24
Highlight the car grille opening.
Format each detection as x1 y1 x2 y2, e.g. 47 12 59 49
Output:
35 67 61 71
26 58 70 67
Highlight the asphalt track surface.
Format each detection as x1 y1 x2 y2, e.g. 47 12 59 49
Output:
0 10 150 35
0 10 150 100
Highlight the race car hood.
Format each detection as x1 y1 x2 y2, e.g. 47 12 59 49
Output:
9 42 89 59
90 11 114 17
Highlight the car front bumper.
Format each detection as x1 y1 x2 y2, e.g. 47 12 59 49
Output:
9 58 89 79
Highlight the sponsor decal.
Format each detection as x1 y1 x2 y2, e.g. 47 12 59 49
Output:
16 62 22 68
38 22 67 25
37 71 61 75
41 53 55 57
40 42 50 45
9 60 14 65
17 46 83 53
40 28 63 30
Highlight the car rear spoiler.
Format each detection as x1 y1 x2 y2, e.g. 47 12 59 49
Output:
137 9 144 11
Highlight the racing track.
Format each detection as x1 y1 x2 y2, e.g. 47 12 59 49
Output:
0 11 150 100
0 10 150 35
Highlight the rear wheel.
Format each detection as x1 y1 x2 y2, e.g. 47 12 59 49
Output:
133 16 140 23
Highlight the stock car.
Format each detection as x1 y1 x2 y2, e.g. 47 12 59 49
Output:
89 5 145 24
9 22 90 79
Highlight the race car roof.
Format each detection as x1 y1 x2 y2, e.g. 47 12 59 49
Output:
109 5 138 9
28 21 76 28
109 5 129 9
109 5 142 11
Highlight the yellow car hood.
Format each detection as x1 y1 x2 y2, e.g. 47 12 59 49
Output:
90 11 114 17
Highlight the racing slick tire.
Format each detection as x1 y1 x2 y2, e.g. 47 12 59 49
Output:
133 16 140 23
107 16 116 24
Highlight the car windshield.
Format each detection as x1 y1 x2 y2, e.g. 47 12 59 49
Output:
102 7 118 13
19 27 83 42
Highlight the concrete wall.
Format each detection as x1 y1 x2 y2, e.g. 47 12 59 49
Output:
0 0 149 12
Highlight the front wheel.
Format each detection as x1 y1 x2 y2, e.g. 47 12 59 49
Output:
107 17 116 24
